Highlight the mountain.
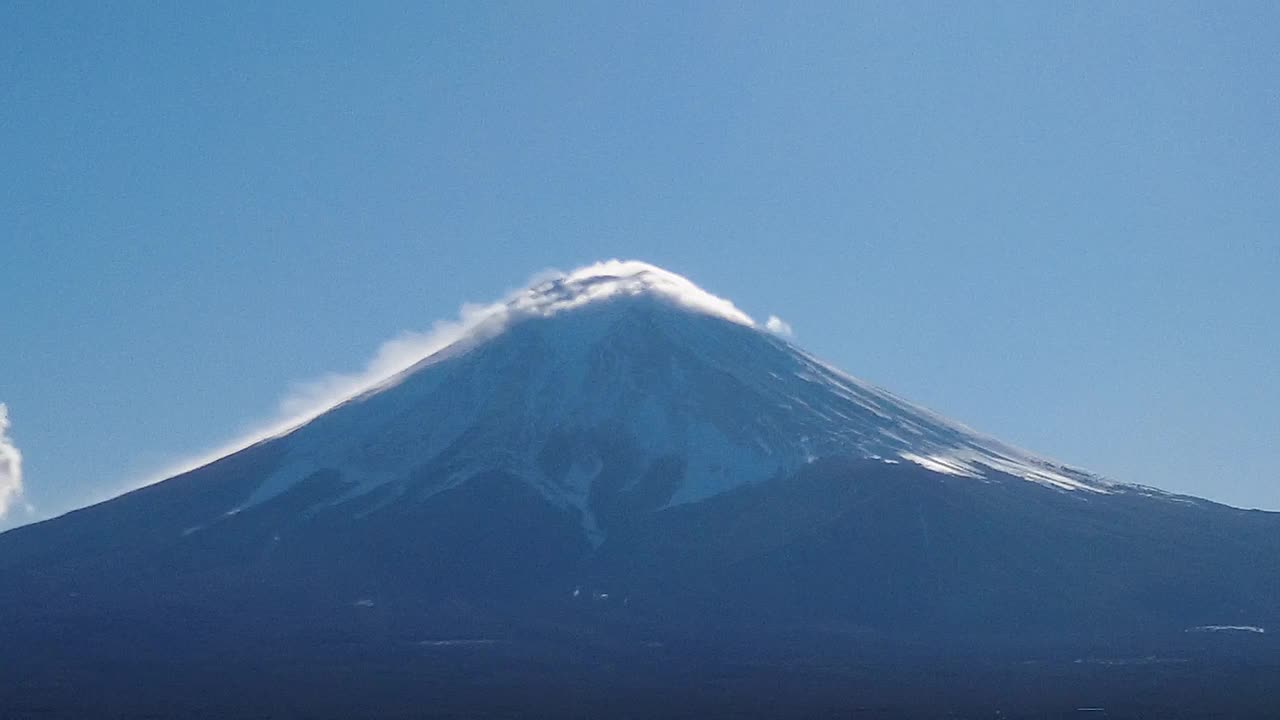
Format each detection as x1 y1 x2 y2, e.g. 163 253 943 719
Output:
2 261 1278 718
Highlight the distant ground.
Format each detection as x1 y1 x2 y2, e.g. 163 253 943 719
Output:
3 632 1279 719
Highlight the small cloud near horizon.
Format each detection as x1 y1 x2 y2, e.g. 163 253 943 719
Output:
0 403 25 522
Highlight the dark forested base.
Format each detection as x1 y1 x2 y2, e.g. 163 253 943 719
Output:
3 631 1279 719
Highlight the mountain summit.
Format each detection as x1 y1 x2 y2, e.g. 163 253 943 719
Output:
2 261 1278 717
240 260 1110 536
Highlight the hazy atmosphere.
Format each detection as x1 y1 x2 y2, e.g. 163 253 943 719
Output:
3 2 1278 529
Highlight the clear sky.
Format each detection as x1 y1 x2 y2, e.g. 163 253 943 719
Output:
2 2 1277 528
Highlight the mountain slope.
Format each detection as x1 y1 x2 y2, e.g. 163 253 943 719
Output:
1 261 1278 717
213 262 1114 530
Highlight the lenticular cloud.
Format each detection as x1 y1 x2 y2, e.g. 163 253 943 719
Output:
0 403 24 519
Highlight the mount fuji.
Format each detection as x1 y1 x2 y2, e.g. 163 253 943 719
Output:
3 261 1278 718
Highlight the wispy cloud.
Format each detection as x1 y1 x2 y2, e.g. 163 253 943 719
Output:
0 403 24 520
134 299 517 490
765 315 794 338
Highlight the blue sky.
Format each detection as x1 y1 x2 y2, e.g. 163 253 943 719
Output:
2 2 1277 527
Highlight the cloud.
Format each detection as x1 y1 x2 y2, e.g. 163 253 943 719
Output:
136 299 516 489
765 315 794 338
552 260 756 327
135 260 762 490
274 302 509 420
0 403 24 520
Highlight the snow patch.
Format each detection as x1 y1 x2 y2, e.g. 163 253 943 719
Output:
530 260 755 327
1188 625 1265 634
900 452 983 478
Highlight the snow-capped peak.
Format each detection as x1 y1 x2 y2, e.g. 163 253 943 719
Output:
226 260 1116 526
511 260 757 327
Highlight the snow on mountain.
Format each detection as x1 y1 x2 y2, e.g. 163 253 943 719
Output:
232 261 1112 532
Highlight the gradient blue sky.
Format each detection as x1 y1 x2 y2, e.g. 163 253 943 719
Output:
2 2 1277 527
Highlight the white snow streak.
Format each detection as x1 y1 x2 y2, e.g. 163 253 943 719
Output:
1188 625 1266 634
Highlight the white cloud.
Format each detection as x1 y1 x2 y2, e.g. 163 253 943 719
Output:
132 260 762 491
135 299 516 490
0 403 24 520
765 315 793 338
553 260 756 327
